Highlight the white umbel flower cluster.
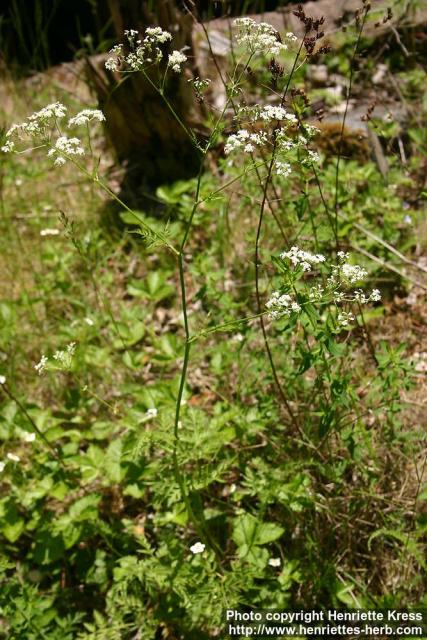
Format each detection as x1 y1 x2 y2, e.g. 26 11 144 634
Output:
280 246 326 272
168 50 187 73
340 263 368 283
237 104 297 126
234 18 288 56
275 161 292 177
259 105 297 123
337 311 355 327
225 107 319 169
265 291 301 320
353 288 382 303
2 102 67 149
1 103 104 166
34 355 48 375
68 109 105 127
301 149 321 166
224 129 267 155
34 343 76 375
47 136 84 166
267 247 382 331
105 27 173 73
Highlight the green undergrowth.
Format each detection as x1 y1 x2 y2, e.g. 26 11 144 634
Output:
0 9 426 640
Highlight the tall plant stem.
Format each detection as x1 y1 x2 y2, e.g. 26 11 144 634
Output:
254 38 306 433
333 6 369 242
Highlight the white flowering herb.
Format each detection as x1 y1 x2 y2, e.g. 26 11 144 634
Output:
268 557 281 567
266 247 381 332
34 343 76 376
224 110 319 172
68 109 105 127
47 136 84 166
105 26 172 73
234 18 289 56
275 161 292 177
34 355 48 375
2 102 67 144
190 542 205 554
224 129 267 155
265 291 301 320
0 375 5 385
168 50 187 73
7 453 20 462
280 246 326 272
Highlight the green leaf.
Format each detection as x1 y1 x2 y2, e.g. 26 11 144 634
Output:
232 513 284 552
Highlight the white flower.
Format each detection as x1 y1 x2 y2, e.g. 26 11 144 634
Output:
224 129 267 155
309 284 324 301
105 44 123 71
23 432 36 442
370 288 381 302
168 50 187 73
277 137 295 152
145 27 172 44
333 290 345 302
341 263 368 283
190 541 205 554
53 342 76 368
124 29 139 38
68 109 105 127
266 290 301 320
280 246 326 271
0 462 5 472
1 140 15 153
268 557 281 567
54 136 84 155
4 103 66 139
7 453 20 462
259 105 288 121
34 355 48 375
145 408 158 418
234 18 287 56
286 32 298 42
275 161 292 177
47 136 84 166
105 56 120 72
337 311 355 327
30 102 67 121
353 289 369 304
84 317 94 326
190 77 211 93
40 228 60 237
302 149 321 165
0 375 5 385
107 27 172 72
